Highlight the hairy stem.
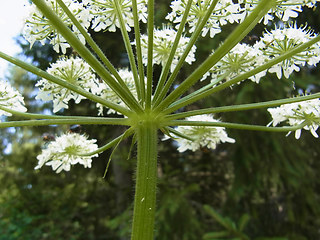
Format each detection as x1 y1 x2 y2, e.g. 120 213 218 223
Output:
131 123 158 240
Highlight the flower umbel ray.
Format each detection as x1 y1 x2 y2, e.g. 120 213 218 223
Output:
30 0 144 114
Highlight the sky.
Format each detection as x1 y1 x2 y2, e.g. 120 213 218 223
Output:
0 0 29 79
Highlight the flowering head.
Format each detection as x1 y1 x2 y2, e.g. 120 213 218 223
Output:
204 43 267 84
164 115 235 152
139 25 196 72
241 0 318 24
0 80 27 117
96 68 139 115
256 24 320 79
268 98 320 139
84 0 147 32
35 56 100 112
17 0 320 159
35 132 98 173
166 0 245 38
23 0 91 53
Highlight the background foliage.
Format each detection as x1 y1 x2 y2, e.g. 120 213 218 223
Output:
0 2 319 239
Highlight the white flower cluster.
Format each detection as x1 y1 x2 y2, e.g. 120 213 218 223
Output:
166 0 320 38
166 0 245 38
96 68 138 115
205 24 320 84
204 43 267 84
83 0 147 32
35 132 98 173
36 57 100 113
24 1 320 87
241 0 320 24
19 0 320 164
256 24 320 79
165 114 235 152
23 0 91 53
0 81 27 117
138 26 197 71
268 98 320 139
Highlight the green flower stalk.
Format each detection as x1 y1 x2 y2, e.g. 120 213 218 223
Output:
1 0 320 239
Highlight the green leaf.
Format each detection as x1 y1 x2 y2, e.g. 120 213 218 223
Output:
238 214 250 231
203 205 234 230
203 231 230 239
255 237 288 240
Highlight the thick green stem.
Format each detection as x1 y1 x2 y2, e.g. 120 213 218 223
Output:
131 123 158 240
